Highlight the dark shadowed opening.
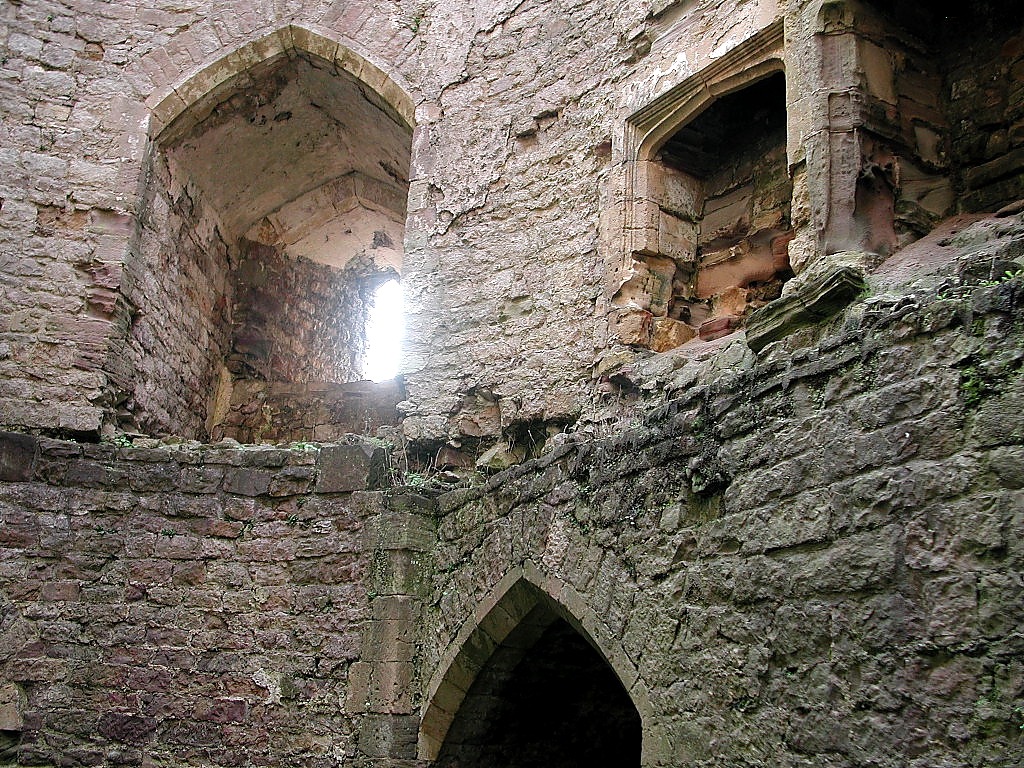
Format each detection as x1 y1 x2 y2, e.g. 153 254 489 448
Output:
659 72 787 180
435 610 641 768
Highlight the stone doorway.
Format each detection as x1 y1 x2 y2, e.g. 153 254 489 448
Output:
431 603 641 767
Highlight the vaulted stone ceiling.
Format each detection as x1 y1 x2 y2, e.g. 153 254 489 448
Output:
160 53 411 272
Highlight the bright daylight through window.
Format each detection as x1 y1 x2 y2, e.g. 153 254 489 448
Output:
363 278 403 381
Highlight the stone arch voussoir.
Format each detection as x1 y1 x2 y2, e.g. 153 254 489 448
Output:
625 19 785 162
146 24 416 141
419 561 669 765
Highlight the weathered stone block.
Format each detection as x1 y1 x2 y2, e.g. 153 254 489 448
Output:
358 713 419 759
987 446 1024 488
315 442 387 493
698 314 740 341
650 317 696 352
223 467 272 496
97 711 158 742
0 683 24 731
0 432 35 481
745 265 867 352
610 307 653 346
267 465 315 496
658 210 697 262
476 441 527 472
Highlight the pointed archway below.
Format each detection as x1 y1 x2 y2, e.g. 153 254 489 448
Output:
435 605 641 767
419 563 668 765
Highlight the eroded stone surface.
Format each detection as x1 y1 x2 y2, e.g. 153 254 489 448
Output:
613 70 794 353
0 0 1023 765
1 258 1022 765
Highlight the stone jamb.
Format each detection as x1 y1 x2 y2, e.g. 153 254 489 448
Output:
787 0 933 263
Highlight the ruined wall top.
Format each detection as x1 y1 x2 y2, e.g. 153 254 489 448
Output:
1 0 1022 465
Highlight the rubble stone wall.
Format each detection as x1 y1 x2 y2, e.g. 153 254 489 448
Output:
426 277 1024 767
0 434 428 766
228 240 371 386
0 0 1023 765
945 18 1024 212
2 0 1022 450
852 2 953 250
125 151 234 440
0 0 148 436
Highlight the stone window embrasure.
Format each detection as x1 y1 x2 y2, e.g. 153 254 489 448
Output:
611 21 792 352
133 29 414 441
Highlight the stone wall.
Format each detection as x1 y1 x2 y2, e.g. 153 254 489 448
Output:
849 0 1024 249
228 240 372 386
852 1 954 251
124 150 234 440
2 242 1023 765
0 0 146 437
800 0 1023 262
0 432 430 766
0 203 129 436
116 162 382 442
1 0 1021 451
1 0 1023 764
944 6 1024 212
424 266 1024 767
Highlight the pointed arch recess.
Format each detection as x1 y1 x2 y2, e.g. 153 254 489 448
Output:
624 19 784 162
148 25 416 141
621 20 784 260
420 561 664 764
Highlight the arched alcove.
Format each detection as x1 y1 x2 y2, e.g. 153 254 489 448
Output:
421 569 660 766
128 29 413 440
614 38 790 351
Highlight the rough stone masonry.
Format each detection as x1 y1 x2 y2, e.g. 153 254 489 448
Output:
0 0 1023 766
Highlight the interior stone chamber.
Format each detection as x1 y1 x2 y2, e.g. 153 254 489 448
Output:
0 1 1022 766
